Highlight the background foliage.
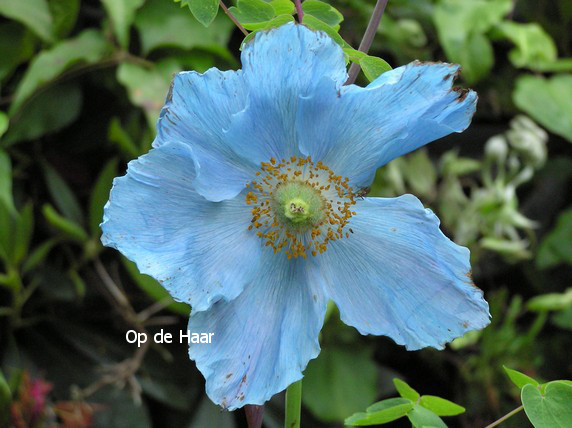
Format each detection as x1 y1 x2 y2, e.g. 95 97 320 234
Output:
0 0 571 427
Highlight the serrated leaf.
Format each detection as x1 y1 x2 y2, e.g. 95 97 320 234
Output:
9 29 110 114
522 382 572 428
240 14 296 48
345 402 413 426
393 378 420 402
419 395 465 416
503 366 539 389
0 0 53 42
89 158 118 237
302 0 343 26
359 55 392 82
513 75 572 143
407 404 447 428
177 0 219 27
101 0 145 48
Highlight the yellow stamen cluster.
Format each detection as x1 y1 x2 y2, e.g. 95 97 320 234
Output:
245 156 357 259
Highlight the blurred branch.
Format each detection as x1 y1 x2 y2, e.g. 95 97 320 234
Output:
219 1 249 36
245 405 264 428
345 0 389 85
484 405 524 428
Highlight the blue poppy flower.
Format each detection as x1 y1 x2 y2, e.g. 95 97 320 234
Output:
101 23 490 410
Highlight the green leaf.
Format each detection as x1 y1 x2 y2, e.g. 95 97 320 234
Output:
177 0 219 27
89 158 118 237
419 395 465 416
522 382 572 428
0 370 10 428
136 0 233 54
117 59 182 129
367 397 412 413
42 204 88 243
302 0 344 27
9 29 110 114
345 402 413 426
44 163 84 226
22 239 58 274
229 0 275 30
0 149 14 213
496 22 557 70
527 289 572 312
537 208 572 268
1 83 82 146
269 0 294 16
49 0 80 39
359 55 392 82
0 0 53 42
0 22 35 81
101 0 145 48
407 404 447 428
343 47 366 63
513 75 572 143
108 117 140 159
552 308 572 330
302 15 348 48
434 0 511 83
122 258 190 316
503 366 540 389
393 378 420 402
303 347 378 422
11 202 34 265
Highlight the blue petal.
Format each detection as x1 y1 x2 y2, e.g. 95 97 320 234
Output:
154 68 256 202
314 195 490 350
101 142 262 312
192 23 347 201
187 255 327 410
297 62 477 189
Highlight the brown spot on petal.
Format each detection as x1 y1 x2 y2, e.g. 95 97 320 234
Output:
452 86 469 102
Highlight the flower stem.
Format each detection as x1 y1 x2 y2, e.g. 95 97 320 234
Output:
245 405 264 428
294 0 304 23
219 1 249 37
484 405 524 428
345 0 389 85
285 380 302 428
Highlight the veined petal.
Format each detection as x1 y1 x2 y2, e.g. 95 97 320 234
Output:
101 142 262 312
226 23 347 166
297 62 477 189
315 195 490 350
155 69 256 202
188 255 327 410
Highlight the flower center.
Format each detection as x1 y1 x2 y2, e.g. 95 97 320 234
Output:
245 156 357 259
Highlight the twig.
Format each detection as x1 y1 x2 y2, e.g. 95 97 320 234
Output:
484 405 524 428
294 0 304 23
345 0 389 85
220 1 249 36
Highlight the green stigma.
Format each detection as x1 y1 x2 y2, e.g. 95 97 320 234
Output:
273 181 325 230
